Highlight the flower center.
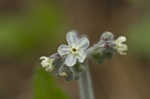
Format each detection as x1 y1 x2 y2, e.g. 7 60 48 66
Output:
72 48 77 52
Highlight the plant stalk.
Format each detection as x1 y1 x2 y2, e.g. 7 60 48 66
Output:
78 64 95 99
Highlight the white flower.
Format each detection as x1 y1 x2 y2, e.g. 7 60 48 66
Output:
40 56 54 72
114 36 128 55
59 72 67 77
57 31 89 67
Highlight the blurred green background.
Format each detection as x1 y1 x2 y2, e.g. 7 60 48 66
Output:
0 0 150 99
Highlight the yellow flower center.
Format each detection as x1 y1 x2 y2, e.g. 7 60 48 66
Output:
72 48 77 52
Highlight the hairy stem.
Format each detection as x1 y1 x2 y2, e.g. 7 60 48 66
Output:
78 64 95 99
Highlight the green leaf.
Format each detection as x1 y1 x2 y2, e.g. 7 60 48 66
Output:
33 66 69 99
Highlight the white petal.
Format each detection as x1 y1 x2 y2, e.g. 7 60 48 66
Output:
119 44 128 51
45 66 53 72
77 50 87 63
118 44 128 55
41 62 48 68
57 44 70 56
65 54 77 67
66 31 78 45
78 37 90 49
116 36 127 44
119 51 127 55
40 56 54 71
40 56 47 60
40 56 49 68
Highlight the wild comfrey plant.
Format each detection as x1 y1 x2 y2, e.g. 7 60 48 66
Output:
40 31 128 99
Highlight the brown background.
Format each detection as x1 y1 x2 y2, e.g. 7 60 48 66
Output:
0 0 150 99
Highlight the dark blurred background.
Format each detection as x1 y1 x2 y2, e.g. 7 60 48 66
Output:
0 0 150 99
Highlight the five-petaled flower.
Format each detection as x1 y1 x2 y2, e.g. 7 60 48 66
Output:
57 31 89 67
40 56 54 72
114 36 128 55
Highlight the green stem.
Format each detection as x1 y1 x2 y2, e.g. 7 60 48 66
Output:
78 64 95 99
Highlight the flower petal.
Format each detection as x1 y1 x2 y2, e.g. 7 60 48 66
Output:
78 37 89 49
119 51 127 55
40 56 47 61
65 54 77 67
40 56 49 68
117 44 128 55
77 50 87 63
40 56 54 71
66 31 78 45
118 44 128 51
45 66 54 72
116 36 127 44
57 44 70 56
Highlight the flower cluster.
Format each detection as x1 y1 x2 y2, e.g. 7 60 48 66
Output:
40 31 128 81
